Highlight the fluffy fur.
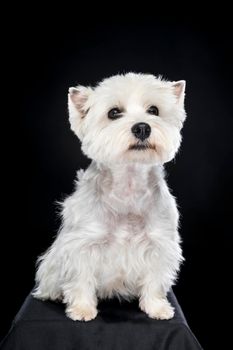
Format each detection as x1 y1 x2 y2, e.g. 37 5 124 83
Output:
33 73 186 321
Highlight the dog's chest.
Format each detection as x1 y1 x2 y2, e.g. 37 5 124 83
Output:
101 211 150 267
94 166 161 297
97 212 152 298
111 212 146 240
98 164 158 243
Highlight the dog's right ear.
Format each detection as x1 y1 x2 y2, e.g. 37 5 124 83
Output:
68 86 93 139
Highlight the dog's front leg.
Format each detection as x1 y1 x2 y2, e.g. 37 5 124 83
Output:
64 280 98 322
62 246 98 322
139 275 175 320
138 238 182 320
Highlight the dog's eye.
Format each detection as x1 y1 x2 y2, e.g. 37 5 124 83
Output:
108 108 122 120
147 106 159 116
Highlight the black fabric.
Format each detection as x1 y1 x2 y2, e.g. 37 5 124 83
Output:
1 291 202 350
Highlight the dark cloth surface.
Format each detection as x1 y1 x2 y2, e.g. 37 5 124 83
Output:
1 291 202 350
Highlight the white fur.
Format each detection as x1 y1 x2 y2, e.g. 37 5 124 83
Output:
33 73 186 321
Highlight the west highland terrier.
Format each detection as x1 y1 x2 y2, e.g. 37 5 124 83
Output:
33 73 186 321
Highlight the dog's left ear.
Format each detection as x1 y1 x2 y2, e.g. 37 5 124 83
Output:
172 80 186 105
68 85 93 139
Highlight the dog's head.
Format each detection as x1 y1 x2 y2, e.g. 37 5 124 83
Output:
68 73 186 165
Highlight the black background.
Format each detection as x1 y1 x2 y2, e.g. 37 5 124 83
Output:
2 8 233 349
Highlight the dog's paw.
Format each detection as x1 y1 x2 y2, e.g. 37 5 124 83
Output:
139 298 174 320
66 304 98 321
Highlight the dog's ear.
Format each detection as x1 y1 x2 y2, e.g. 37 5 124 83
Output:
69 86 93 117
68 86 93 139
171 80 186 105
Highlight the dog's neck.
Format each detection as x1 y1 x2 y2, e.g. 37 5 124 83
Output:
108 163 157 188
97 161 163 183
93 162 164 212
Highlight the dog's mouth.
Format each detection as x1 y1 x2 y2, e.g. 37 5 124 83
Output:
129 143 156 151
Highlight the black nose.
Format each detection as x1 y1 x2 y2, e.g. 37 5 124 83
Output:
131 122 151 141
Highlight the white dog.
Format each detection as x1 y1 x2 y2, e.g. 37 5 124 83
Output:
33 73 186 322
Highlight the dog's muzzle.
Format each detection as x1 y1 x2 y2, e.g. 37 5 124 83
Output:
131 123 151 141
